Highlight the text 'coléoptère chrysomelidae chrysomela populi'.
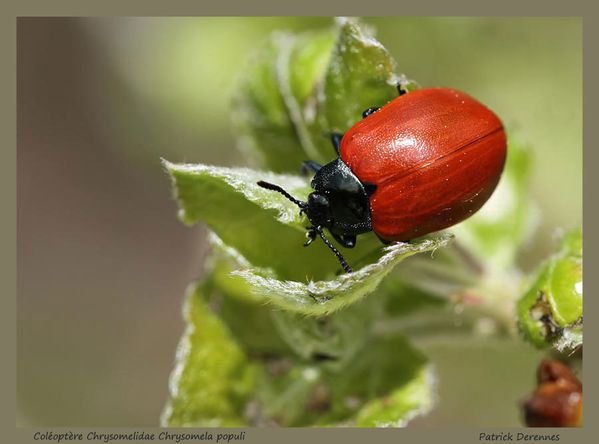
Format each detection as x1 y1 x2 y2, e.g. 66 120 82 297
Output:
257 83 507 273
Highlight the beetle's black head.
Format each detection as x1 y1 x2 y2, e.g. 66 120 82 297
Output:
305 192 332 227
256 158 375 273
255 181 335 230
308 158 374 236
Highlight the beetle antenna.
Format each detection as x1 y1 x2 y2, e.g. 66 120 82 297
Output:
257 181 306 209
315 226 353 274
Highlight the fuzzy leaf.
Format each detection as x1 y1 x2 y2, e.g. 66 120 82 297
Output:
230 33 311 172
230 29 335 171
231 18 416 172
305 17 417 162
229 234 452 316
353 363 434 427
164 160 334 281
269 296 383 368
275 31 336 164
561 227 583 259
209 260 292 356
318 17 404 134
517 227 582 350
164 160 310 229
161 282 255 427
380 277 448 319
251 334 434 427
324 335 434 426
253 363 324 426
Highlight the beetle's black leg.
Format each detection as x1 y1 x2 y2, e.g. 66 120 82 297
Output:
331 232 357 249
362 107 380 119
330 132 344 155
375 233 392 245
363 182 377 197
304 228 317 247
311 352 339 362
315 226 353 273
300 160 322 176
340 234 357 248
396 81 407 96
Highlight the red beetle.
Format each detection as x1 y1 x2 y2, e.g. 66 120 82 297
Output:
258 84 507 272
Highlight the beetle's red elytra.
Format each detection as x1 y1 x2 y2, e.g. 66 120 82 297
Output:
258 85 507 273
341 88 507 241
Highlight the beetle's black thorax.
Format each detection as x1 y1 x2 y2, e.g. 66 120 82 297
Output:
306 158 372 236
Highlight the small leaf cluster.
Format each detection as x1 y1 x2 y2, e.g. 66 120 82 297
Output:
517 227 582 352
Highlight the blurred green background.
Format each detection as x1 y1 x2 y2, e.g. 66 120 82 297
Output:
17 17 581 426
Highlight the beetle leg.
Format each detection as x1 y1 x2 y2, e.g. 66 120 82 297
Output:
300 160 322 176
315 226 353 273
311 352 339 362
362 107 380 118
375 233 392 245
304 228 317 247
396 81 407 96
332 232 357 249
342 235 357 248
363 182 377 197
329 132 344 155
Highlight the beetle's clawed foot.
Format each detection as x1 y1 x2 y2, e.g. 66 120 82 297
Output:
362 107 380 119
304 228 317 247
396 81 407 96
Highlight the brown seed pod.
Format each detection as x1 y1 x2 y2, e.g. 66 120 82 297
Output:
523 360 582 427
537 359 582 389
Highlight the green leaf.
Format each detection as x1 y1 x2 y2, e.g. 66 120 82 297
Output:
390 242 483 301
317 17 404 135
452 140 539 268
548 255 583 326
517 227 582 350
323 335 434 426
231 18 416 172
554 325 583 353
561 226 583 259
164 161 310 230
251 334 434 427
303 17 417 163
230 33 310 172
229 234 452 316
161 282 255 427
162 278 436 427
380 277 447 319
269 296 383 368
353 363 434 427
287 32 336 105
276 31 337 164
163 160 330 281
208 260 292 356
253 362 326 426
230 30 335 172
